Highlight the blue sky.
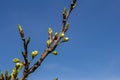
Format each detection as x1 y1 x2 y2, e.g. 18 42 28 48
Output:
0 0 120 80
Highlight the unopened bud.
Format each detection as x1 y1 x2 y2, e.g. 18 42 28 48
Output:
65 23 69 32
48 28 53 35
5 70 8 76
16 63 21 69
54 32 58 40
52 51 58 55
18 24 24 38
55 32 58 36
13 58 20 63
65 23 69 30
60 33 65 38
63 37 69 42
63 7 67 15
31 50 38 58
18 24 23 32
46 39 51 48
15 62 24 70
71 3 76 9
19 63 23 70
11 68 18 77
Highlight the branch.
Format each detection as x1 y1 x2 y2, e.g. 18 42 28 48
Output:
19 0 77 80
18 25 30 74
22 38 29 75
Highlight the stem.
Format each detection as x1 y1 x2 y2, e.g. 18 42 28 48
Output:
19 0 77 80
22 38 29 74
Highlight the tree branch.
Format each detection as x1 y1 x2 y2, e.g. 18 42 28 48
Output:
19 0 77 80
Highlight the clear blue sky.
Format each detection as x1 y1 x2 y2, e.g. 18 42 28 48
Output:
0 0 120 80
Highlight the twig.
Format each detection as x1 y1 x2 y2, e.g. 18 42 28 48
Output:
19 0 77 80
22 38 29 75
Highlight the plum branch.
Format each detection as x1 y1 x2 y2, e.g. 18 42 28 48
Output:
0 0 77 80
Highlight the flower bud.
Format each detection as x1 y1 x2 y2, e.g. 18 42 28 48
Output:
54 32 58 40
64 23 69 32
5 70 8 76
19 63 23 70
55 32 58 36
18 24 24 38
60 33 65 38
11 68 18 79
46 39 51 48
12 69 17 74
16 63 21 69
31 50 38 58
52 51 58 55
65 23 69 30
48 28 53 38
63 37 69 42
48 27 52 33
18 24 23 32
63 7 67 15
72 3 76 9
13 58 20 63
15 62 24 70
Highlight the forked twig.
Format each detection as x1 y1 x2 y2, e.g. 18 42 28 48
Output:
18 0 77 80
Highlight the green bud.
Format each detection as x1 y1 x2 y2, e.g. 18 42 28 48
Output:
48 27 53 34
63 7 67 15
18 24 23 32
11 73 14 79
5 70 8 76
11 68 18 79
60 33 65 38
13 58 20 63
16 62 23 70
31 50 38 58
65 23 69 30
19 63 23 70
63 37 69 42
46 39 51 48
12 68 18 74
72 3 76 9
16 63 21 69
18 24 24 38
55 32 58 36
54 32 58 40
52 51 58 55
